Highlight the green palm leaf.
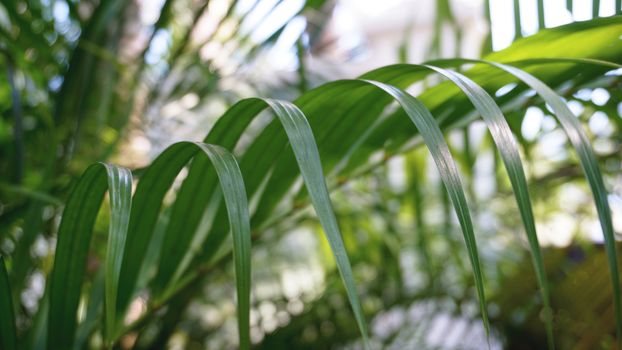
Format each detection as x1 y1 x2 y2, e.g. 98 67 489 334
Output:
48 163 132 348
425 63 554 349
360 79 489 335
17 15 622 349
374 63 554 348
115 142 252 348
48 144 253 349
483 59 622 344
144 99 371 347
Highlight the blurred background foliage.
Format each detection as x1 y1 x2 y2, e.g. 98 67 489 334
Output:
1 0 622 349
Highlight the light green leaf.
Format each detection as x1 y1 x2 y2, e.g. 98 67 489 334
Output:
47 163 132 349
264 99 370 346
103 165 132 341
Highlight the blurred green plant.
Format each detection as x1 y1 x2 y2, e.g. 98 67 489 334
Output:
1 0 622 349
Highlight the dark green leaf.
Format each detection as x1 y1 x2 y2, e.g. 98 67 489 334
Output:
0 257 17 350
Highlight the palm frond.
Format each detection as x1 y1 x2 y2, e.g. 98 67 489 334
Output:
2 13 621 350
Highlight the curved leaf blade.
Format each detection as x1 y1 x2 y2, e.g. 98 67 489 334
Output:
423 64 554 349
482 60 622 344
142 100 371 347
360 79 490 335
148 100 263 298
264 99 370 346
47 163 132 349
193 142 252 350
113 141 252 348
103 165 133 341
117 142 201 311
